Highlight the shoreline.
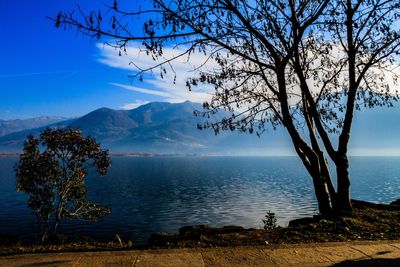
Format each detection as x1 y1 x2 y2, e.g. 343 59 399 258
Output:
1 200 399 256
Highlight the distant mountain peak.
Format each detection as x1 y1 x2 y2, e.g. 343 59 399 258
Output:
96 107 114 111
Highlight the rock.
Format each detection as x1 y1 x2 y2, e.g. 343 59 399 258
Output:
179 225 212 236
179 225 245 237
125 240 133 247
148 232 178 247
149 225 246 247
288 217 317 228
221 225 245 233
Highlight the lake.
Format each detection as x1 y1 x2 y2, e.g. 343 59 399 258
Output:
0 156 399 244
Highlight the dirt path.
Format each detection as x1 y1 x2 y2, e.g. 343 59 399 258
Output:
1 241 399 266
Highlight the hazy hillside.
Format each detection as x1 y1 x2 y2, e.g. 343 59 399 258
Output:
0 118 74 151
0 102 398 155
0 102 292 154
0 116 67 137
68 101 290 154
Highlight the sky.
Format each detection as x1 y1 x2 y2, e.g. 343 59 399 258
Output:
0 1 400 156
0 0 210 120
1 1 399 121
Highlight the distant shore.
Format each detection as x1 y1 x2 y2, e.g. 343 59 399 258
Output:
4 152 400 158
110 152 203 157
3 151 400 158
0 152 205 158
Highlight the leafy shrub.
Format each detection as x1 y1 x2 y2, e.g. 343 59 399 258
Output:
263 210 277 230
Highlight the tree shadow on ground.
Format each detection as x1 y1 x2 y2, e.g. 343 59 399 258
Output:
20 260 71 267
331 258 400 267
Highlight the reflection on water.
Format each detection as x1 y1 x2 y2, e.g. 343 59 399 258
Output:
0 156 399 243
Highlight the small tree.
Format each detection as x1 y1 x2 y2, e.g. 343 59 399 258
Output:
262 210 277 230
15 128 111 242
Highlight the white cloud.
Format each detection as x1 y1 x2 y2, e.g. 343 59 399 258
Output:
111 82 173 98
97 42 400 108
120 100 150 110
97 43 215 103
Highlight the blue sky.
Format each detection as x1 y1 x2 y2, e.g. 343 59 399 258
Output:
0 1 398 121
0 0 209 120
0 1 399 155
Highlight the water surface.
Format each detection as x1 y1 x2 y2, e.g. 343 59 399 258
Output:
0 156 399 243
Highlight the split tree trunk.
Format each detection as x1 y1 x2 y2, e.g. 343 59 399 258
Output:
308 153 334 216
335 155 352 213
310 171 332 216
277 72 335 217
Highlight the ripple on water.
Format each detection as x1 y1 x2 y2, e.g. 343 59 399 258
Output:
0 156 399 243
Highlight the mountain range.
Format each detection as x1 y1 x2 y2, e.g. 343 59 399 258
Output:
0 101 292 155
0 101 398 155
0 116 67 137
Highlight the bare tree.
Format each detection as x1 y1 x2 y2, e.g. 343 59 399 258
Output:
54 0 400 216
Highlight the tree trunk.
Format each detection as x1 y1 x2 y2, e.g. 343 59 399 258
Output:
319 154 337 208
286 134 334 216
276 72 333 216
52 196 63 235
335 155 352 214
52 206 62 235
52 219 60 235
308 153 334 216
40 213 51 242
294 145 333 216
310 170 332 216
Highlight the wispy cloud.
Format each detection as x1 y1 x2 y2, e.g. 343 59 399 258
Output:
111 83 173 98
97 42 400 108
97 43 214 103
120 100 150 110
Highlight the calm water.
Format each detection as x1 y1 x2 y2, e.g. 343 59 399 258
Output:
0 156 399 244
